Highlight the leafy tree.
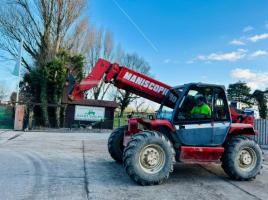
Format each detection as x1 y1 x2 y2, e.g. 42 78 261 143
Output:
9 92 17 106
227 82 252 106
252 90 267 119
22 51 85 127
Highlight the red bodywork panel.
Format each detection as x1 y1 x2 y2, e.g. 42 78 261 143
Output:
230 105 254 125
180 146 224 163
228 123 256 136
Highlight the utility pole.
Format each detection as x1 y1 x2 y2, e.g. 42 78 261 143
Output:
14 39 24 131
16 38 23 105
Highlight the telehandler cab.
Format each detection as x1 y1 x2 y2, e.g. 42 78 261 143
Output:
70 59 262 185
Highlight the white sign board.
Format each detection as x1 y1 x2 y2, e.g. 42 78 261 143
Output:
74 106 105 121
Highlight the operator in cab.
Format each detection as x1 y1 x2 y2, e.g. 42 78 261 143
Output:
191 95 211 118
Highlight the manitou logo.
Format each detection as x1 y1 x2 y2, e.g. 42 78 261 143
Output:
123 72 169 95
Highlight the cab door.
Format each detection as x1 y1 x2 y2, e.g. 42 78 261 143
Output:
174 86 214 146
176 122 214 146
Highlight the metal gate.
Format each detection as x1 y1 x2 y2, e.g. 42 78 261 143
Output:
0 105 14 129
254 119 268 146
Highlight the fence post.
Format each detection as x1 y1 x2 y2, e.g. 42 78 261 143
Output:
118 116 120 128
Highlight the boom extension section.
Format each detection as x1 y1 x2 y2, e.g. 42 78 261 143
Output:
72 59 171 103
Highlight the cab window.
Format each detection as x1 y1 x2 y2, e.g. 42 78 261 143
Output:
176 86 213 121
157 88 182 120
213 88 230 121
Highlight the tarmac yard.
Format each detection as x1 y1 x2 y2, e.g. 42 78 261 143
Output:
0 131 268 200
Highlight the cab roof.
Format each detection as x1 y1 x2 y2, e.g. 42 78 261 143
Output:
173 82 226 90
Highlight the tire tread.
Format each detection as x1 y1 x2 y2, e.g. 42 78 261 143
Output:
123 131 175 185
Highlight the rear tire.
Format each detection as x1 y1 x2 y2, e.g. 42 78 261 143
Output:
123 131 175 185
221 136 263 180
108 126 127 163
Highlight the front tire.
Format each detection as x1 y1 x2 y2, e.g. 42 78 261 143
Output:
221 136 263 180
123 131 175 185
108 126 127 163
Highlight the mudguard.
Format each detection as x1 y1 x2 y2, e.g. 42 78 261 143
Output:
228 123 256 136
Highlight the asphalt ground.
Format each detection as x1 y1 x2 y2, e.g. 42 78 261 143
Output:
0 131 267 200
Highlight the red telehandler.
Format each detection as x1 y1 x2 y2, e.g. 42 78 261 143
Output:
71 59 262 185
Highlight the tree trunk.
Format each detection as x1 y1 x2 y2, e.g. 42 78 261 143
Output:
118 91 132 117
119 108 124 118
40 82 50 127
53 89 62 128
28 105 34 130
55 106 61 128
55 97 61 128
93 85 102 100
62 104 67 127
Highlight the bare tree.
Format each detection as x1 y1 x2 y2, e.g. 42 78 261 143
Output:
115 53 151 117
133 98 150 113
67 21 118 100
117 90 138 117
65 17 92 54
0 85 8 102
0 0 86 69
